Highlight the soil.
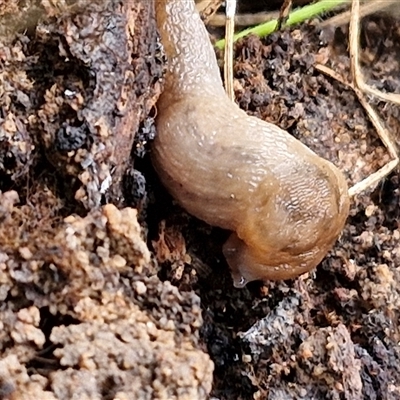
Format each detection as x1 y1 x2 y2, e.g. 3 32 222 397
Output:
1 0 400 399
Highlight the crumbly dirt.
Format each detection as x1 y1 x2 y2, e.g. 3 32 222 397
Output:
1 0 400 399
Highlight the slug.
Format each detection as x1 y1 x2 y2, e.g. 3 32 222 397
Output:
152 0 350 287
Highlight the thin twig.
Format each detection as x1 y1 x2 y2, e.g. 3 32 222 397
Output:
197 0 223 24
277 0 293 30
316 0 399 197
208 11 280 27
320 0 398 28
224 0 236 101
348 0 400 105
347 0 398 196
215 0 349 49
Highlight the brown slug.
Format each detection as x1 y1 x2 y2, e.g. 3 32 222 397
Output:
152 0 350 288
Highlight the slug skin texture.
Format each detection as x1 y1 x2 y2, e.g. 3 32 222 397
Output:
152 0 350 287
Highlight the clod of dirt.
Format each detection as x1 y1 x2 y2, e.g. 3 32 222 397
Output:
0 190 213 399
1 0 162 208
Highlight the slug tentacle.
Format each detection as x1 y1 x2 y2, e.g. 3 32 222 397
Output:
152 0 350 287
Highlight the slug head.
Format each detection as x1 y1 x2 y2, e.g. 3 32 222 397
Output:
222 160 350 288
222 232 319 288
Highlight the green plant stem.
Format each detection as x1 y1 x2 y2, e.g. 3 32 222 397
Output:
215 0 349 49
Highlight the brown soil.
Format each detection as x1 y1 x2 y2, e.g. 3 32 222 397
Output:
1 1 400 399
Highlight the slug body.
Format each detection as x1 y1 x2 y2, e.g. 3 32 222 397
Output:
153 0 350 287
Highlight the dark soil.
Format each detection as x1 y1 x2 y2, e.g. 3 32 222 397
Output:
1 0 400 399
